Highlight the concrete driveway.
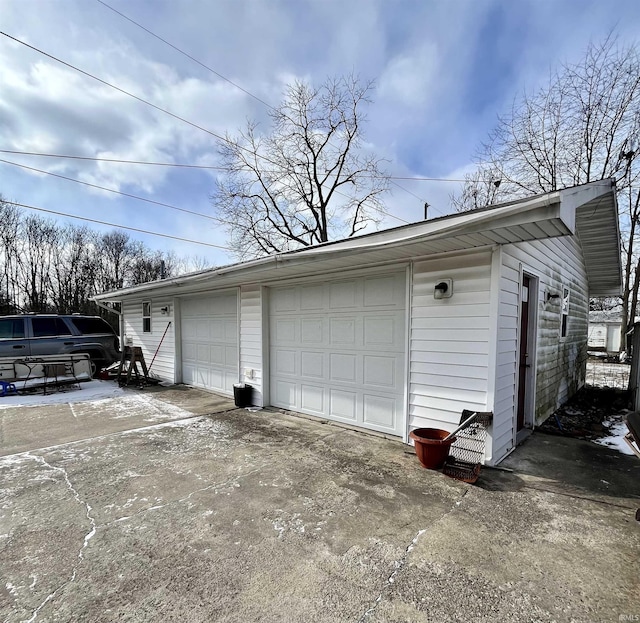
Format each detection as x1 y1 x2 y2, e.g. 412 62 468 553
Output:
1 384 639 623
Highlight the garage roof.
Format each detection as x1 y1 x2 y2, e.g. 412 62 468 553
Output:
94 179 621 301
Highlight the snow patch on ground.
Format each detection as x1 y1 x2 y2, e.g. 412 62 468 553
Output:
585 361 629 389
594 418 635 455
0 380 124 409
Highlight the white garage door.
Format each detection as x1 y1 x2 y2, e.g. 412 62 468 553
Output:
270 272 406 436
181 292 238 395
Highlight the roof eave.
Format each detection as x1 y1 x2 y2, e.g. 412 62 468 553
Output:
572 180 622 298
94 181 620 302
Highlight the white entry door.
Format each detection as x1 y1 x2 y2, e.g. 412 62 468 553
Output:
270 272 406 436
181 292 238 395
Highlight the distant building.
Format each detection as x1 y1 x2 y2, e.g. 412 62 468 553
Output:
588 310 623 354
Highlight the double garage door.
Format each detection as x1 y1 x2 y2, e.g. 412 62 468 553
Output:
179 273 406 437
181 292 238 395
270 272 406 436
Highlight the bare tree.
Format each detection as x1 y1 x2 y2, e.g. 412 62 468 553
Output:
0 197 23 312
452 36 640 345
128 243 172 284
0 201 191 322
452 168 505 212
173 254 212 275
212 76 389 259
96 231 135 293
49 225 97 314
18 215 58 312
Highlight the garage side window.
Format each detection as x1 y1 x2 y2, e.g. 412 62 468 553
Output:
561 287 569 338
142 301 152 333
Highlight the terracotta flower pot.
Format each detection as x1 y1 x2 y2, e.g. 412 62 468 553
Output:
409 428 456 470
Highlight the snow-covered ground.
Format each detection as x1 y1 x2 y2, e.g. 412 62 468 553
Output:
594 418 635 456
585 360 630 389
0 370 636 459
583 361 637 456
0 380 124 409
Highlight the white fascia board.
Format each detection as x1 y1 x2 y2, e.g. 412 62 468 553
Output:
92 255 278 302
278 196 564 265
285 193 562 259
558 180 615 234
94 185 598 302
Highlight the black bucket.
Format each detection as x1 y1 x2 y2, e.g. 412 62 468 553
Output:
233 383 253 408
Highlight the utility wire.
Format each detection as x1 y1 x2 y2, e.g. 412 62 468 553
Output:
2 156 416 239
1 155 405 225
96 0 275 111
96 1 431 206
4 201 231 250
0 149 224 170
0 158 225 223
389 175 465 182
1 32 409 224
0 149 467 182
0 33 240 152
391 180 424 201
93 4 435 207
387 180 442 217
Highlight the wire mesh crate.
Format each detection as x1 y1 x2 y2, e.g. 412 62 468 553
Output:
442 410 493 483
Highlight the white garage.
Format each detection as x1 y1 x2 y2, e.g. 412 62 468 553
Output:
96 180 622 464
180 292 238 395
269 272 407 436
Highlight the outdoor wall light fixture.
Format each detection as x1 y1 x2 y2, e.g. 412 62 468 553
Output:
434 279 453 300
545 291 561 303
160 305 170 315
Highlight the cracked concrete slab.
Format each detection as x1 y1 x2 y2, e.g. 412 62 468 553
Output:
0 383 234 457
1 384 639 622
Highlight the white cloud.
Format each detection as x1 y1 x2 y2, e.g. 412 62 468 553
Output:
1 0 639 265
378 43 439 109
0 34 255 196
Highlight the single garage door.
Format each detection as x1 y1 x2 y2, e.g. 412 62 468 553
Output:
181 292 238 395
270 272 406 436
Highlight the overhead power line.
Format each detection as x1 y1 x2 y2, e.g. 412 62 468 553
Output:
0 148 224 169
0 149 467 182
0 31 408 224
95 0 435 206
1 153 407 225
96 0 275 111
391 180 424 202
0 32 236 148
0 158 224 223
2 158 416 240
4 201 231 250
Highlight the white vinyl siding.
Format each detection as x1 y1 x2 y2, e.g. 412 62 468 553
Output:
491 255 520 462
409 250 493 433
240 285 264 406
494 237 589 461
588 323 622 353
122 299 175 383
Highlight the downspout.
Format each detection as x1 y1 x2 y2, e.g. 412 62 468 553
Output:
94 298 124 348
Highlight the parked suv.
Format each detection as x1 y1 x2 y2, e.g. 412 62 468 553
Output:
0 314 120 374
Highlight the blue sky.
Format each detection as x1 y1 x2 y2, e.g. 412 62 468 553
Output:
1 0 639 267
